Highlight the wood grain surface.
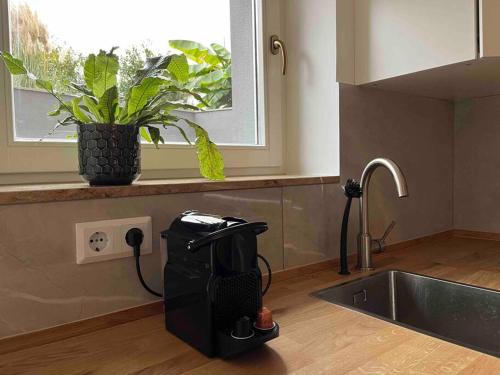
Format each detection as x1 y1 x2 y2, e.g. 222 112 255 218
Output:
0 235 499 374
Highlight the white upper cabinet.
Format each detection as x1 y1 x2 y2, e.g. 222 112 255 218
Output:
355 0 477 84
338 0 500 99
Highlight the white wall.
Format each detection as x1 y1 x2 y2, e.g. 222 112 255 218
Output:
284 0 340 176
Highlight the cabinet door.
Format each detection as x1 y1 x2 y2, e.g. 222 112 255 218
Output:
480 0 500 57
355 0 477 84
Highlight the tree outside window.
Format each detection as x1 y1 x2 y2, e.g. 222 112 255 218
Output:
9 2 232 110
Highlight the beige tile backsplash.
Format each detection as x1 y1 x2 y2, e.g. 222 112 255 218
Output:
283 184 345 268
0 85 456 339
340 85 454 242
282 86 454 268
454 95 500 232
0 188 284 338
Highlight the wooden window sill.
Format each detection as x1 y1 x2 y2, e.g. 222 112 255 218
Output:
0 175 340 205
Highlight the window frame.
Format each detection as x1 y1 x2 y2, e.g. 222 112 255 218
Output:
0 0 284 181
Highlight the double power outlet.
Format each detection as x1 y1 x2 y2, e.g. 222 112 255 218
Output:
76 217 152 264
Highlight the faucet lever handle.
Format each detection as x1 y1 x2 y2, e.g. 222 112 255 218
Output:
381 220 396 242
372 221 396 253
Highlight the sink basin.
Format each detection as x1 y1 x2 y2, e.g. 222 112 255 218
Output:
313 270 500 357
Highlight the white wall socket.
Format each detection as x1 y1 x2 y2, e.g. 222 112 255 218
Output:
76 217 152 264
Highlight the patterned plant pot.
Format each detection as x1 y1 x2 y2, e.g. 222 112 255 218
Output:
77 124 141 186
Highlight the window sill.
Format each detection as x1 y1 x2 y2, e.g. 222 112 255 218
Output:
0 175 340 205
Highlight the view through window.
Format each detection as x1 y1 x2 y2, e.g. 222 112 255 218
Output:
8 0 260 145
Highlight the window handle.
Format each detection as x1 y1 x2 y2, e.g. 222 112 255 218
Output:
270 35 287 76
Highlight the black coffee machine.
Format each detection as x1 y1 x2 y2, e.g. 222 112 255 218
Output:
161 211 279 358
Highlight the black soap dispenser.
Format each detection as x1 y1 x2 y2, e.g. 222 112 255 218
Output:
339 179 362 275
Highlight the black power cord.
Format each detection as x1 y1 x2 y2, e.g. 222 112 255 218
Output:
127 228 273 297
258 254 272 295
126 228 163 298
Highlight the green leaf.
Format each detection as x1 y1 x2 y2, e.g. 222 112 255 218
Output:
140 127 152 143
48 100 73 117
127 77 165 117
98 86 118 123
188 64 215 81
160 86 209 107
83 54 97 92
211 43 231 62
204 89 232 108
35 79 53 92
169 40 221 66
184 120 225 180
69 82 93 96
82 95 104 122
133 55 171 86
195 70 225 88
114 100 121 120
146 126 162 148
132 100 200 128
167 55 189 83
57 116 78 127
0 51 28 75
1 52 76 116
84 50 119 98
154 101 200 113
71 98 91 123
48 107 61 117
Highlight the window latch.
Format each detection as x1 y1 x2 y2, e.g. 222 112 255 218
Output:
270 35 287 76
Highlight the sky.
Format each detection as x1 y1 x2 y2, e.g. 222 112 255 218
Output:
11 0 232 55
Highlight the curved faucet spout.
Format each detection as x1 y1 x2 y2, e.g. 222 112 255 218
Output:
360 158 409 199
358 158 408 271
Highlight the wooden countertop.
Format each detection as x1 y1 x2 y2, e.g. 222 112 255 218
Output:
0 236 499 374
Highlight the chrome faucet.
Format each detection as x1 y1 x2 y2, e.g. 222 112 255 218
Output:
358 158 408 271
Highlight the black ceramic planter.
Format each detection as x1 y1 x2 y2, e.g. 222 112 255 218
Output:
77 124 141 186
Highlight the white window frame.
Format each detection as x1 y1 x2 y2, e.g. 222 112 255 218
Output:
0 0 284 182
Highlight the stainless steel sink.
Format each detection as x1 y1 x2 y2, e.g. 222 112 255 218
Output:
313 270 500 357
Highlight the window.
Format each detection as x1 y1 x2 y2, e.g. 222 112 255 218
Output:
0 0 283 181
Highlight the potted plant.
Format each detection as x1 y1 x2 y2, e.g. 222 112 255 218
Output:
0 46 225 185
